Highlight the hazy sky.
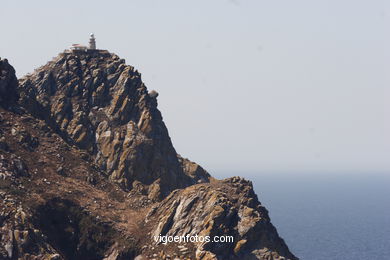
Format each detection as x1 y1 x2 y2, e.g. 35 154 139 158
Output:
1 0 389 175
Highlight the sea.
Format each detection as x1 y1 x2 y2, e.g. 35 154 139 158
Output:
215 172 390 260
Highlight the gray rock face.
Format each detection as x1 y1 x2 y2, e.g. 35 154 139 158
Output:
146 177 297 260
0 58 19 108
18 50 210 199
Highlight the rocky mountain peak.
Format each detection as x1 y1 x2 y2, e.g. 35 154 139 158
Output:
18 50 210 200
1 54 297 259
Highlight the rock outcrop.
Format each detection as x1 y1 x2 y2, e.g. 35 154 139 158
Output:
18 50 209 200
0 53 298 260
144 177 296 260
0 58 19 108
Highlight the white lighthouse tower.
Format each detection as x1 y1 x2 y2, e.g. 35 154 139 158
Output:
89 33 96 50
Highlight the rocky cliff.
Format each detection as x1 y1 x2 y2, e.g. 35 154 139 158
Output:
18 51 209 200
0 53 297 259
0 58 19 108
145 178 296 260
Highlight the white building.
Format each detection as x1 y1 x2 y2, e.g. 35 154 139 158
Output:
89 34 96 50
69 34 97 52
70 43 87 51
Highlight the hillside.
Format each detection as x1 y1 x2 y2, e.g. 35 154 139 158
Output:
0 53 297 260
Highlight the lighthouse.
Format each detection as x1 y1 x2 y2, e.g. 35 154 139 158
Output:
89 33 96 50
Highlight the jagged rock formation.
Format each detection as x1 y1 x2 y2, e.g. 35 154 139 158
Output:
0 53 298 259
18 50 209 200
144 177 296 260
0 58 19 108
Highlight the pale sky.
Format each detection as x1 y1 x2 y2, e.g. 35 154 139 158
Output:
1 0 389 175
